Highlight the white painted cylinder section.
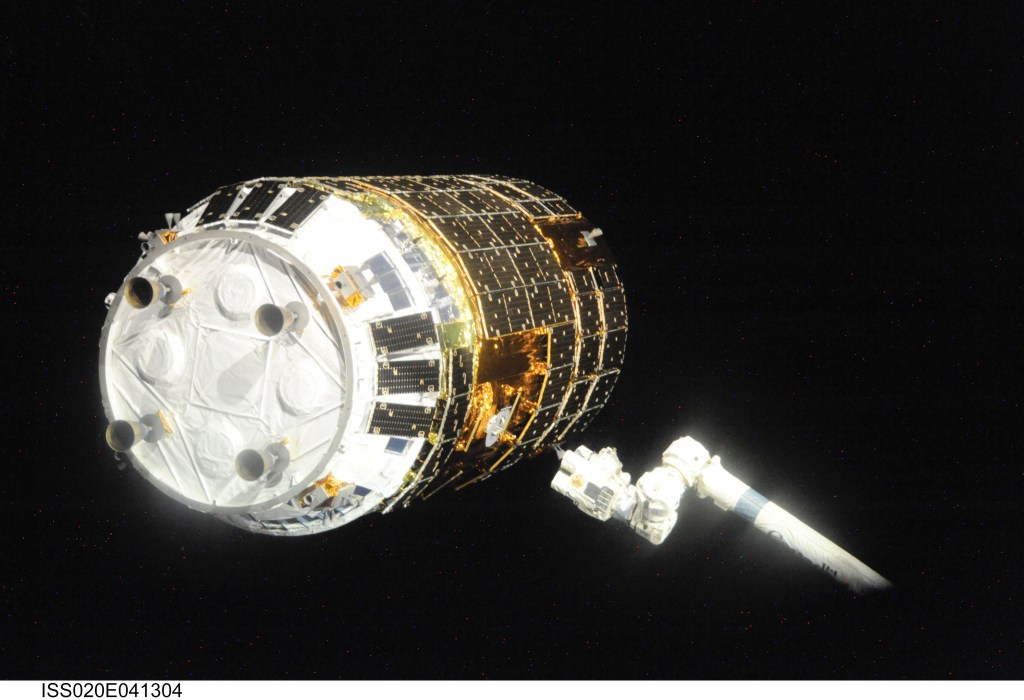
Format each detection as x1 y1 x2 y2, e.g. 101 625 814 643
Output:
105 420 149 451
696 462 892 594
124 275 182 308
235 448 274 481
748 500 892 594
124 277 160 309
694 461 750 512
254 304 297 336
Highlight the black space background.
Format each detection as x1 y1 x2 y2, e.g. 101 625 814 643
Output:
2 0 1021 680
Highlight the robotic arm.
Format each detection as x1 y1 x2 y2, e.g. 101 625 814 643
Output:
551 436 891 593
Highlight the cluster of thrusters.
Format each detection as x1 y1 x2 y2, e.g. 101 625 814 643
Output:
99 175 626 535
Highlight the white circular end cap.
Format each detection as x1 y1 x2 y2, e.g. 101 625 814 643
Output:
215 266 260 321
135 332 185 384
195 425 243 480
277 360 325 416
100 232 351 513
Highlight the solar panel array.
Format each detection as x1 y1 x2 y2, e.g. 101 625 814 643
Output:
334 175 626 494
189 174 627 502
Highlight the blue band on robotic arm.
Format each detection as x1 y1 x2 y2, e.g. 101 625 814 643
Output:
733 488 770 523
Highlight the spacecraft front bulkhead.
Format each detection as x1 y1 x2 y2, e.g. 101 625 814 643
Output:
99 175 626 535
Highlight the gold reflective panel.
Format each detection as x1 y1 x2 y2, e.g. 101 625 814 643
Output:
306 176 627 499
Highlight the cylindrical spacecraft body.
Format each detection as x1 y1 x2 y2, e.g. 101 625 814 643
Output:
99 175 626 535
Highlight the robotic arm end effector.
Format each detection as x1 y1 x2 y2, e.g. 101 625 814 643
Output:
550 445 686 545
